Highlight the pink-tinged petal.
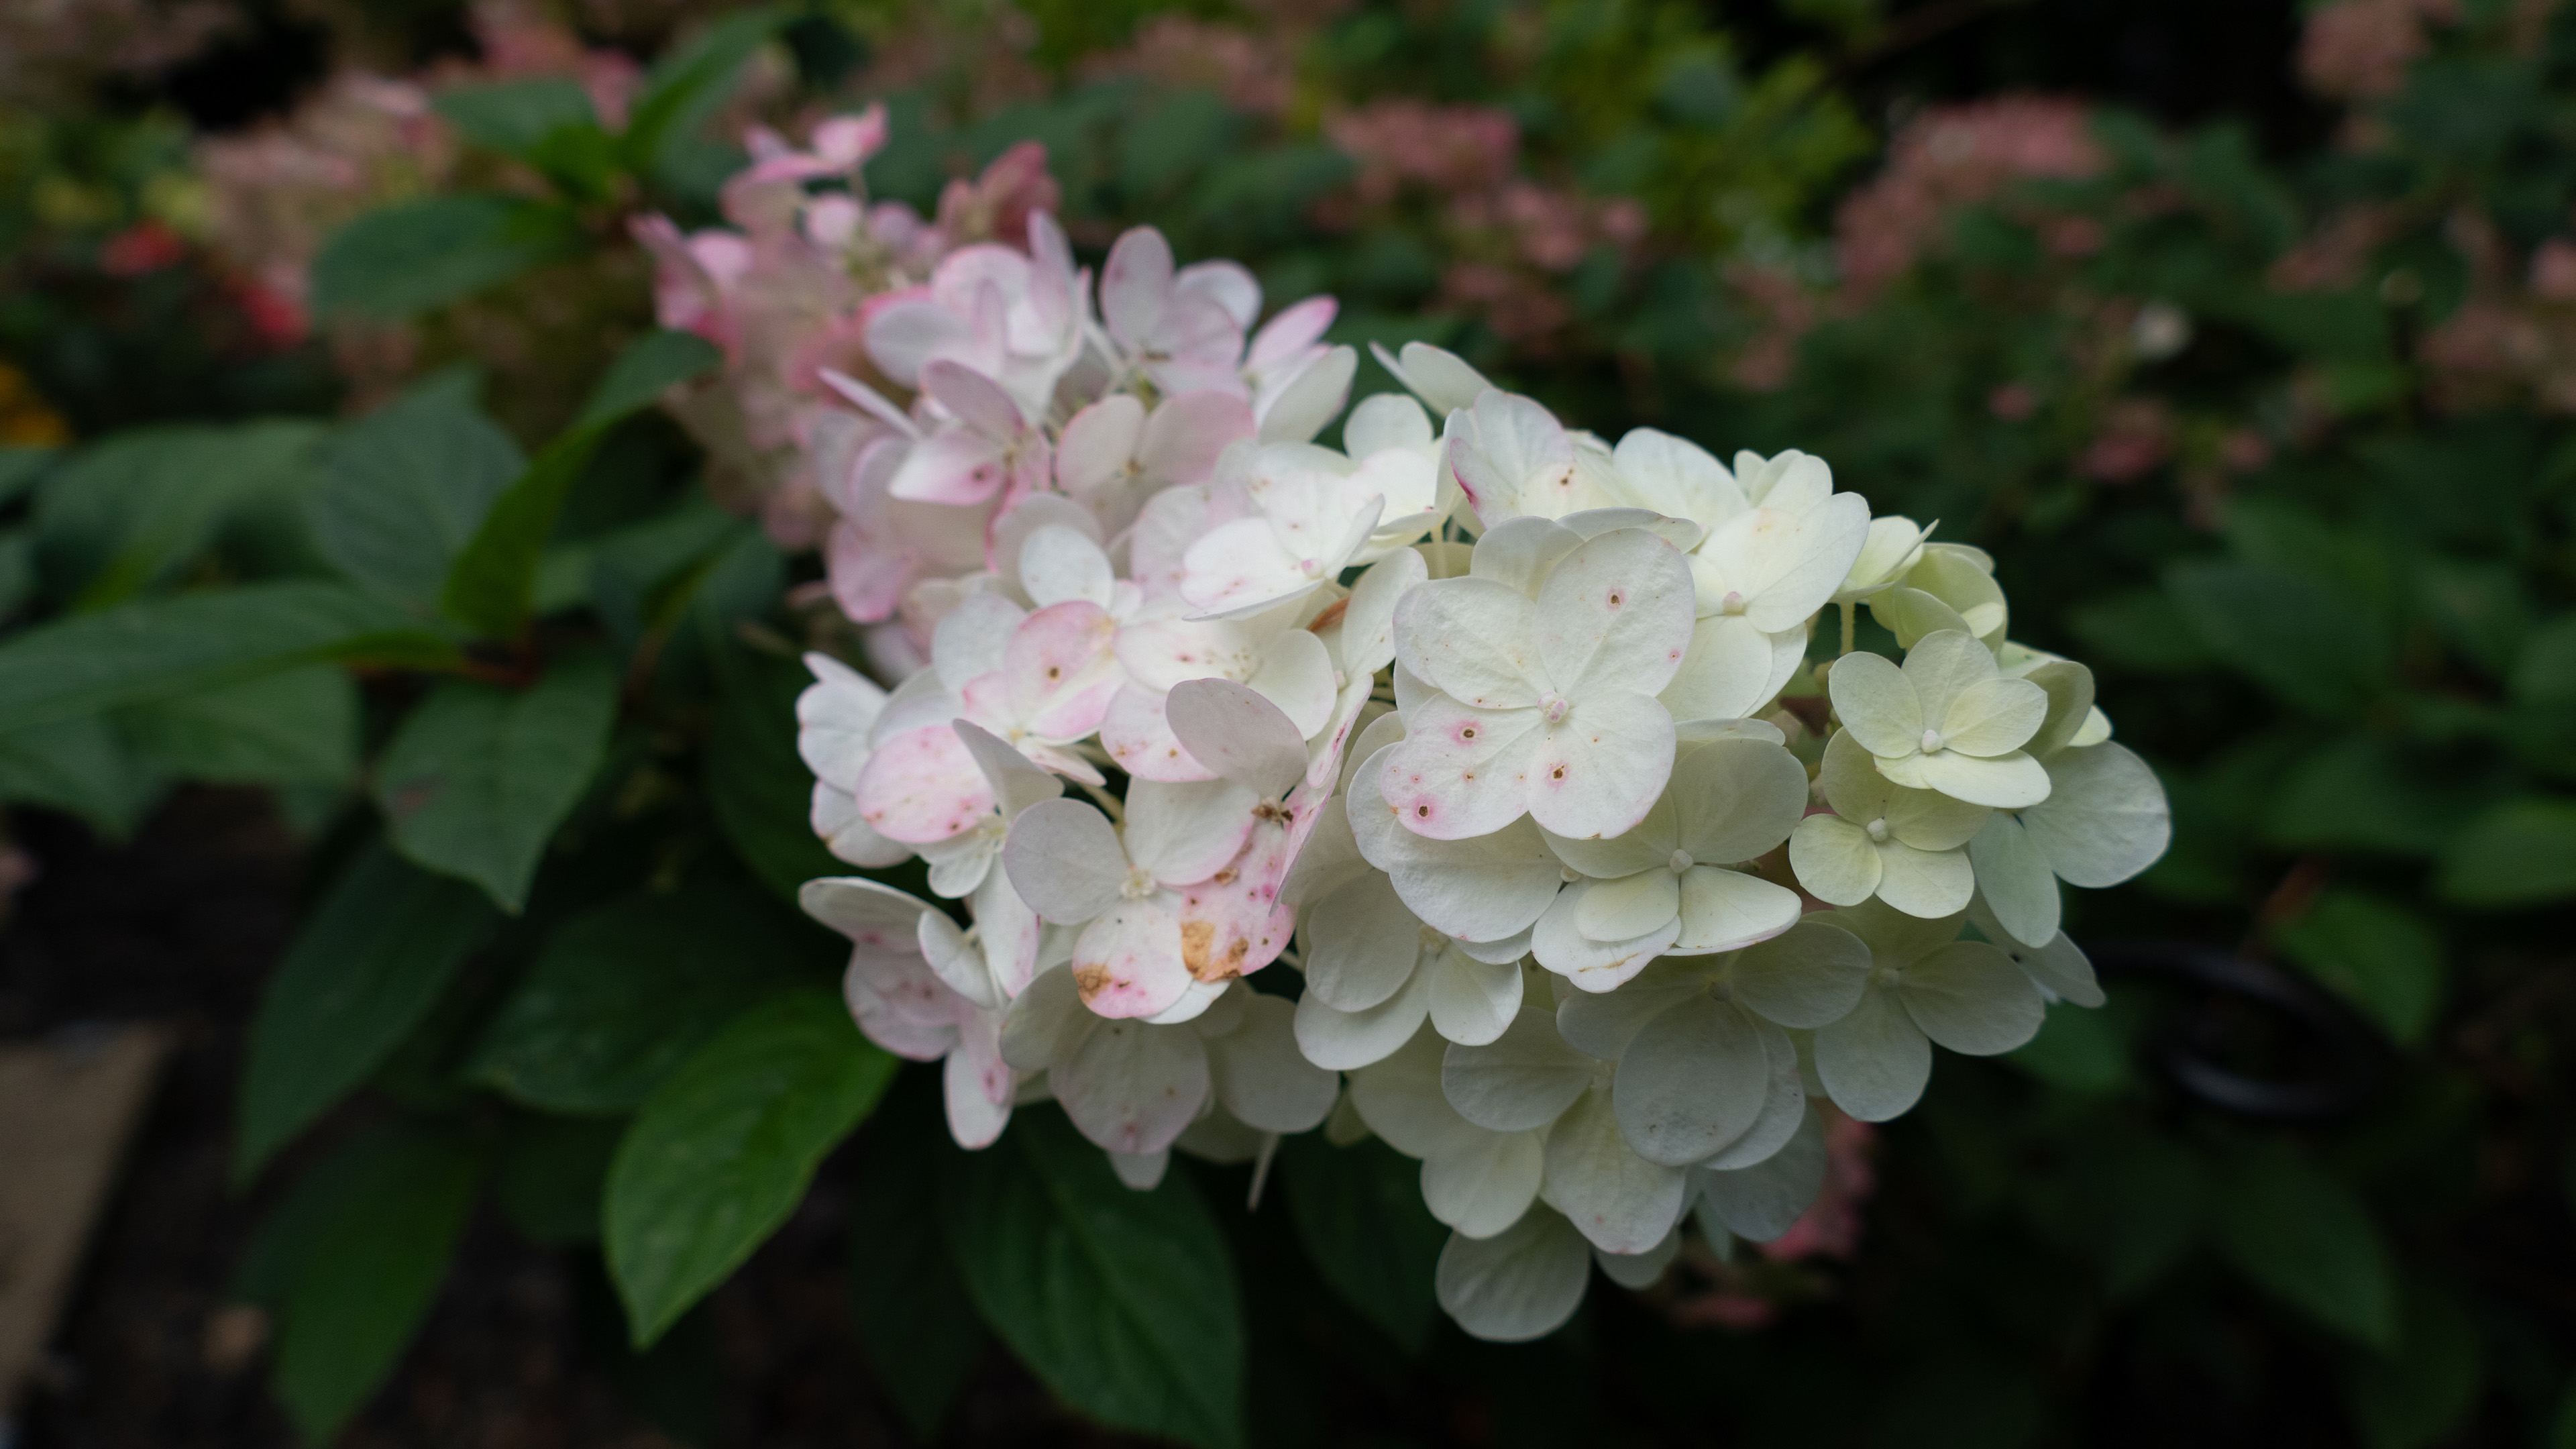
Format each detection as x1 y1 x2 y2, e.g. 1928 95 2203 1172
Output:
1005 600 1123 740
1140 391 1256 484
1057 394 1145 496
971 867 1043 998
843 951 960 1060
853 724 998 843
1102 684 1219 782
1101 227 1175 349
1071 900 1195 1019
1378 698 1547 841
1177 516 1321 618
929 244 1033 315
888 427 1008 505
1114 610 1263 693
1176 259 1262 329
1018 525 1115 609
1000 798 1128 922
1129 484 1216 599
1527 690 1677 841
1248 296 1338 370
1533 527 1697 700
1167 678 1308 798
943 1013 1013 1148
810 106 890 167
863 290 969 386
1149 357 1252 401
1448 390 1573 525
918 356 1026 438
1159 290 1248 368
1055 1004 1210 1153
1393 576 1544 709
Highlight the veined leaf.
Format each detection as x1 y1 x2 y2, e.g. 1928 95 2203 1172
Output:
0 581 453 731
235 843 498 1178
313 373 525 611
846 1075 986 1440
119 665 360 788
309 194 585 321
606 989 895 1346
1277 1132 1446 1352
2212 1148 2397 1350
942 1107 1248 1449
372 650 621 912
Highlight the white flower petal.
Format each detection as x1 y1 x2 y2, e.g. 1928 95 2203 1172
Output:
1373 340 1494 416
1108 1149 1169 1190
1813 985 1932 1122
1258 345 1356 444
1612 995 1771 1167
1295 963 1434 1071
1826 650 1923 759
1349 750 1564 940
2025 741 2170 888
1526 690 1678 842
1729 919 1872 1029
1790 814 1883 906
1441 1006 1597 1132
1553 961 1702 1059
1540 1086 1689 1254
1427 948 1523 1046
1055 1014 1210 1155
1001 799 1128 922
1124 777 1259 887
1937 676 2047 757
1434 1205 1590 1342
1529 885 1679 993
1165 678 1309 799
1700 1018 1805 1171
1911 748 2052 810
1970 896 2106 1008
1393 576 1543 708
1695 1105 1827 1242
1534 528 1698 700
1967 812 2059 947
1573 871 1682 942
1304 872 1426 1011
1208 994 1339 1132
1671 865 1802 953
1896 941 2045 1055
1422 1129 1545 1239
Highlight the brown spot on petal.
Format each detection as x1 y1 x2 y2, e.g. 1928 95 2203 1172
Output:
1180 919 1220 977
1212 867 1239 885
1073 964 1114 1000
1307 596 1350 632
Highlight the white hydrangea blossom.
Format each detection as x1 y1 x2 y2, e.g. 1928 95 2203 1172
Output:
778 213 2170 1342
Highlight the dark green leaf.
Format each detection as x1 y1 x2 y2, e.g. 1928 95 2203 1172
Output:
0 581 453 731
312 374 525 610
2435 798 2576 907
494 1112 627 1245
0 445 56 506
260 1124 481 1443
2343 1281 2483 1449
2167 560 2392 716
2263 735 2486 857
0 714 164 836
2212 1148 2398 1348
847 1075 985 1440
235 843 498 1178
440 330 720 639
434 76 598 157
1276 1132 1446 1352
372 650 621 912
577 329 723 428
606 990 895 1346
943 1107 1247 1449
0 529 30 621
117 665 359 787
33 421 321 607
309 194 585 321
2006 1001 2135 1093
623 8 787 168
2274 890 2444 1044
469 883 827 1114
2065 588 2213 674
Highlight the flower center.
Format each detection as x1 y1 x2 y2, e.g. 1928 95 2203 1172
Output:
1865 816 1890 843
1120 866 1157 901
1720 590 1748 616
1919 727 1943 754
1667 849 1693 875
1542 694 1570 724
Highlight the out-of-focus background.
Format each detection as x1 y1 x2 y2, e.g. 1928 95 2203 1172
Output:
2 0 2573 1445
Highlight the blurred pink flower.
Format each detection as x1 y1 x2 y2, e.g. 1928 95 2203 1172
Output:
2299 0 2458 101
2078 397 2177 482
1083 15 1295 116
1835 97 2105 301
1760 1111 1876 1263
1326 99 1520 205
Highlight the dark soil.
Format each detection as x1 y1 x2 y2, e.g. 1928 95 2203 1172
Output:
0 790 1137 1449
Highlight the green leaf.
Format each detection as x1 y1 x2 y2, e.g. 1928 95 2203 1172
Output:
309 194 585 321
33 421 321 608
311 373 526 610
0 445 57 506
439 330 720 639
0 714 164 836
493 1112 627 1245
468 883 828 1114
1276 1132 1446 1352
623 7 787 168
373 650 621 912
2264 735 2485 857
256 1124 482 1443
235 843 498 1179
2006 1001 2135 1093
0 581 453 731
605 989 894 1346
434 76 598 157
2343 1281 2483 1449
2435 798 2576 907
0 529 30 621
943 1106 1247 1449
2274 890 2445 1044
2212 1148 2398 1349
117 665 359 787
2065 588 2214 674
2167 560 2393 716
847 1076 986 1440
578 329 723 428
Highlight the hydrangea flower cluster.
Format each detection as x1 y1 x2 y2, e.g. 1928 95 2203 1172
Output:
727 111 2175 1342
